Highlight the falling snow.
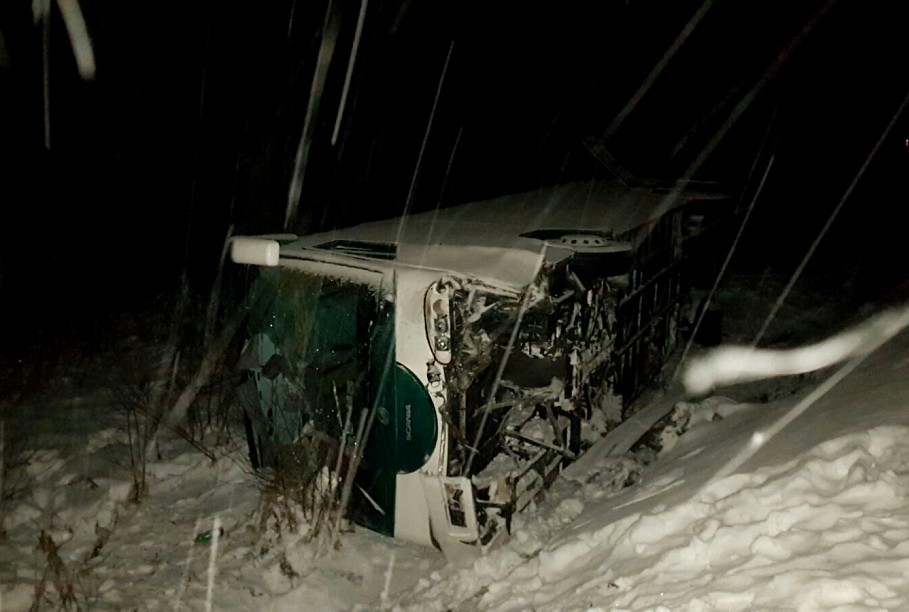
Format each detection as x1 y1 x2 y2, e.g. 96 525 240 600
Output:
2 1 908 610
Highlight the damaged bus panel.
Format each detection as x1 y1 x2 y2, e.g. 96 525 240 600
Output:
231 180 729 559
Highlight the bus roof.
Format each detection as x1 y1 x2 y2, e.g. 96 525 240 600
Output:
280 180 728 289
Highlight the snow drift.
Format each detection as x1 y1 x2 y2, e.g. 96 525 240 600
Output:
398 326 909 610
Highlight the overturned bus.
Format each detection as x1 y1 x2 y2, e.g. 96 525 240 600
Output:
230 180 729 559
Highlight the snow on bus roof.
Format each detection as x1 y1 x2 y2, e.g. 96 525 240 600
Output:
282 180 726 288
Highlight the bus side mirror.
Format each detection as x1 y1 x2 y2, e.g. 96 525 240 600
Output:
231 237 280 267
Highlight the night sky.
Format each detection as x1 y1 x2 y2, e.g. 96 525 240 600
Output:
0 0 907 352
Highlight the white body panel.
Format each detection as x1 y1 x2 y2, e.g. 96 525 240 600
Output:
392 269 449 547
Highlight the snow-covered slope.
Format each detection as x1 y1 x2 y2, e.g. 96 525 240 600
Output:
397 327 909 610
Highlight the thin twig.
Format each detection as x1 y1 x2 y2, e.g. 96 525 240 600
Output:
335 408 368 536
143 312 243 464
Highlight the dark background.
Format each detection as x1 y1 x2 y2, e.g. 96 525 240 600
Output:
0 0 907 353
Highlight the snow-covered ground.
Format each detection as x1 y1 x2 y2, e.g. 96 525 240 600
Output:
2 274 908 610
399 325 909 611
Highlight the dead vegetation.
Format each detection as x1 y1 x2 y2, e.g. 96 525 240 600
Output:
252 404 372 565
103 283 248 503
